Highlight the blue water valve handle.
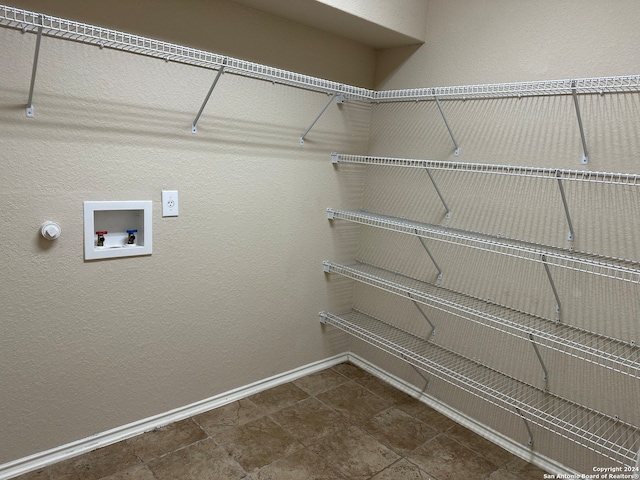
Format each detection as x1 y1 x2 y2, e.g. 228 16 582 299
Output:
126 229 138 245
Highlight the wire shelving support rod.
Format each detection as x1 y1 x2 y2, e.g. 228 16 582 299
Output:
317 309 640 466
414 228 443 281
515 407 535 446
191 62 226 134
300 93 343 145
555 171 575 243
541 254 562 318
571 80 589 165
410 363 431 390
528 334 549 391
411 299 436 339
330 153 640 186
433 96 460 156
424 165 451 219
25 15 43 118
321 261 640 379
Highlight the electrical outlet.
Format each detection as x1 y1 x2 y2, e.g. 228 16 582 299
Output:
162 190 179 217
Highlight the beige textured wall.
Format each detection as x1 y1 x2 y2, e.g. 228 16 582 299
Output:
0 4 368 464
375 0 640 88
342 0 640 473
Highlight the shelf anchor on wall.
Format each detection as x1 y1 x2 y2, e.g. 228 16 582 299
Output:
571 80 589 165
433 96 460 156
414 228 443 281
191 60 227 134
529 333 549 391
25 15 44 118
423 162 451 219
409 296 436 339
300 93 343 145
541 254 562 321
556 170 575 244
515 407 535 447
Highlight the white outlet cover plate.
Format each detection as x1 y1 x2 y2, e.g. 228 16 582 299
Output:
162 190 179 217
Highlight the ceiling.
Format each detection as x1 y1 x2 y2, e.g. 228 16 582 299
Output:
229 0 425 49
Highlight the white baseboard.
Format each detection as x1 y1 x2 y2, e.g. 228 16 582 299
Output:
346 352 578 477
1 351 576 479
0 353 349 480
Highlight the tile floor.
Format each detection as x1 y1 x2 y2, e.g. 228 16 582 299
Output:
14 362 548 479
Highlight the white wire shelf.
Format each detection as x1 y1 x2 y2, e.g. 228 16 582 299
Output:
371 75 640 102
3 5 640 104
0 5 372 100
319 309 640 467
324 260 640 379
331 153 640 186
326 208 640 284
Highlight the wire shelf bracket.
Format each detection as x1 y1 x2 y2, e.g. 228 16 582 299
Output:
191 61 227 134
410 298 436 339
529 333 549 391
300 93 343 145
434 96 460 156
410 363 431 390
571 80 589 165
25 15 43 118
414 228 443 281
424 164 451 219
541 254 562 320
555 170 576 243
515 407 535 447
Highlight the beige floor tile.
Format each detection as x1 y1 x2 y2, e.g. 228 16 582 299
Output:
11 468 50 480
48 442 140 480
355 375 415 404
98 464 156 480
126 418 207 462
445 423 514 467
370 459 433 479
255 448 345 480
395 397 456 432
270 397 344 446
502 456 549 479
358 406 438 455
331 363 373 381
292 368 350 396
193 398 266 437
215 415 303 472
316 381 392 425
408 434 498 480
147 439 247 479
487 468 522 480
308 424 401 479
246 383 309 415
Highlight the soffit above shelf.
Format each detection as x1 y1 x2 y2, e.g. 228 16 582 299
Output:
229 0 426 49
